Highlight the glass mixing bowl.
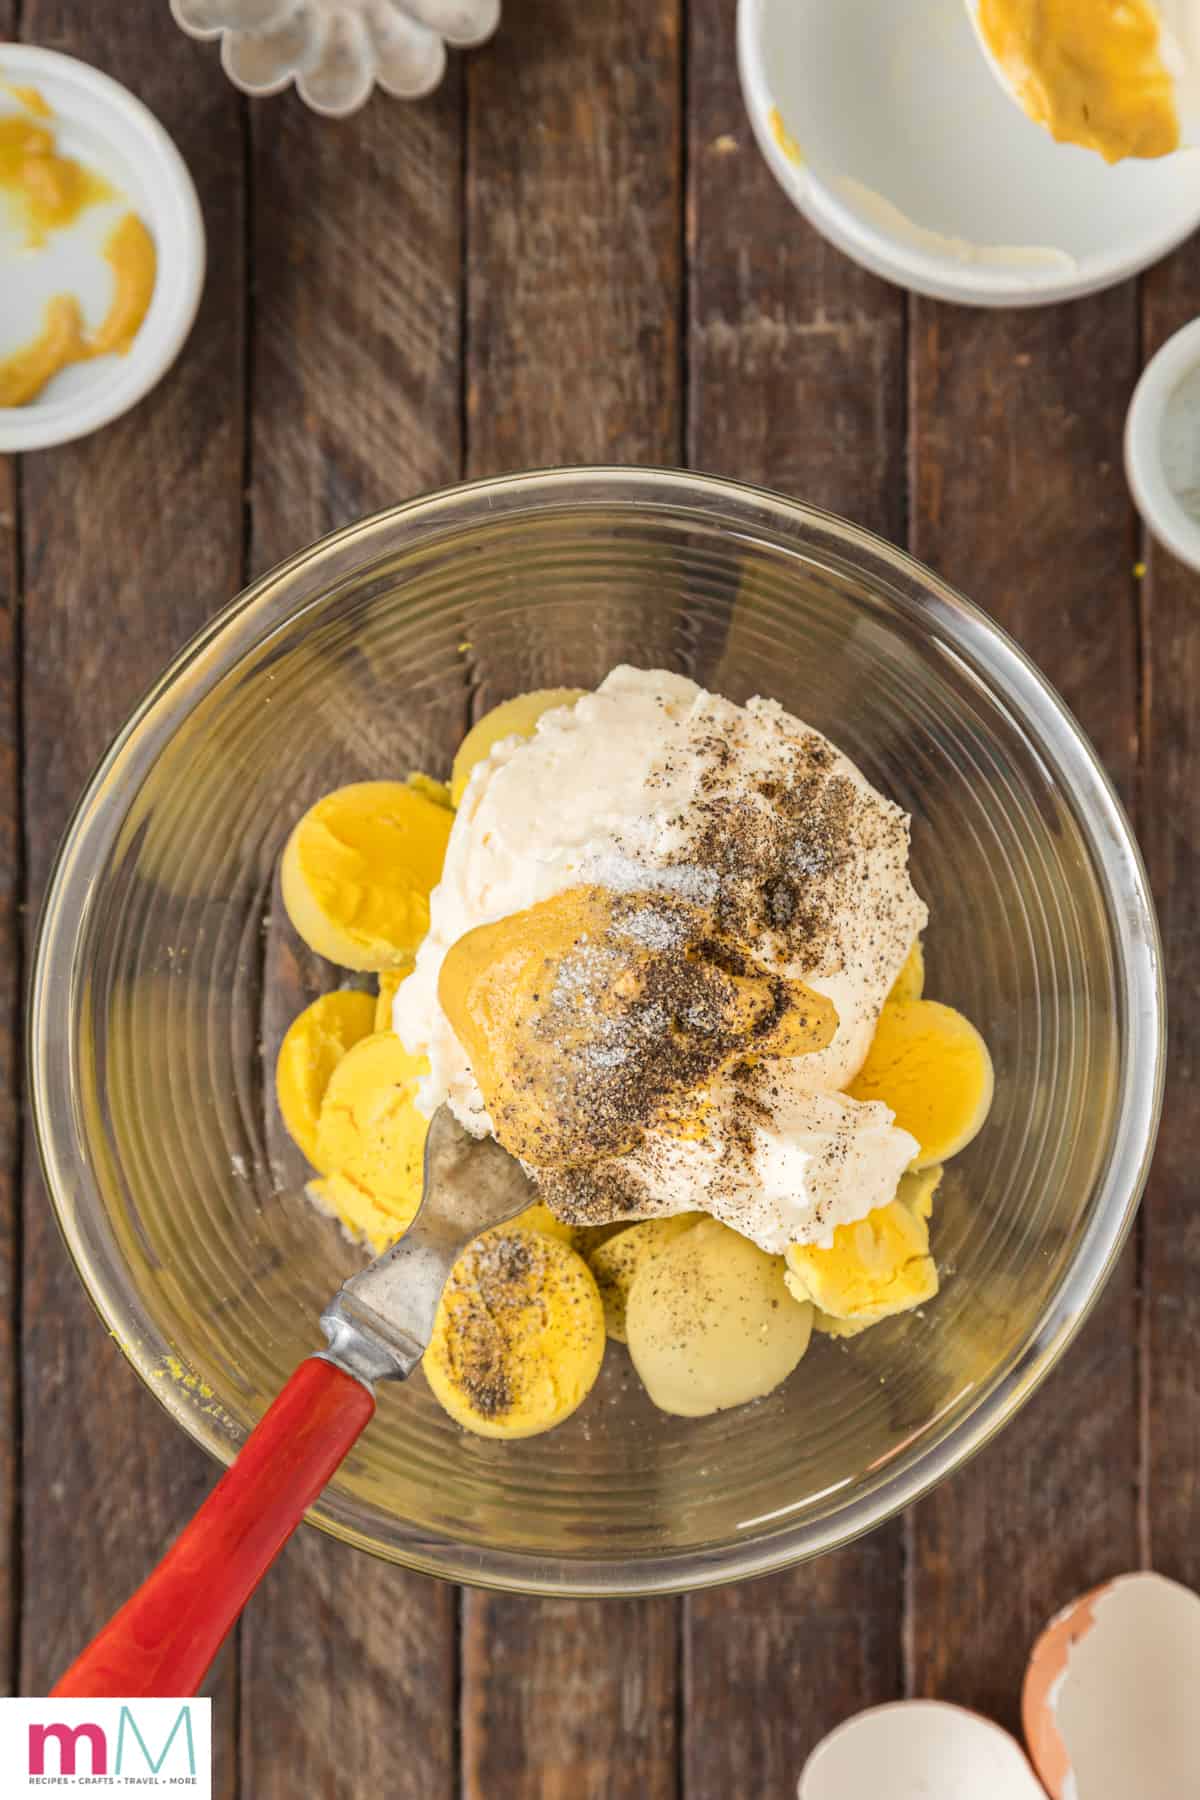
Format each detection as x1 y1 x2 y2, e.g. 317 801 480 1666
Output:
30 468 1163 1596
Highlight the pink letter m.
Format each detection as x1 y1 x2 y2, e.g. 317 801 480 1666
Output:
29 1721 108 1775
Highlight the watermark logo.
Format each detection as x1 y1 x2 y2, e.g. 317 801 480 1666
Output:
0 1698 211 1795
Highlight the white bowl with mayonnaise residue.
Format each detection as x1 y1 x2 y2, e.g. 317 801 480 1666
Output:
738 0 1200 307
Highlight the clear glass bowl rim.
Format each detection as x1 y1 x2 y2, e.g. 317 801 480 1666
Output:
28 466 1166 1596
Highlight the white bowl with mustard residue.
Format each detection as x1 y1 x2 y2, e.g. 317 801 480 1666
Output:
0 47 204 453
739 0 1200 307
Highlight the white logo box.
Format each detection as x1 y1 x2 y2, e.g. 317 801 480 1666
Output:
0 1697 211 1795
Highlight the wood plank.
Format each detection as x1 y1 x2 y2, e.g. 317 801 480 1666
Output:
240 74 464 1800
686 10 906 536
0 451 16 1700
463 1598 678 1800
682 2 908 1789
464 0 681 474
1 0 20 1704
16 1 245 1782
460 5 683 1795
907 293 1142 1728
1140 240 1200 1590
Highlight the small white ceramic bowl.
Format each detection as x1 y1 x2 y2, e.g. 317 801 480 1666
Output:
1126 318 1200 574
0 46 205 453
739 0 1200 307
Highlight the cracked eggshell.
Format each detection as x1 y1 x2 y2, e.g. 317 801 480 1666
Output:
1023 1571 1200 1800
799 1700 1046 1799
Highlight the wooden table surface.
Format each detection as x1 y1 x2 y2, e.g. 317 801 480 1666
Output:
2 3 1195 1795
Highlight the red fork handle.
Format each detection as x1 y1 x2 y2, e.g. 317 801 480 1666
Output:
52 1356 375 1698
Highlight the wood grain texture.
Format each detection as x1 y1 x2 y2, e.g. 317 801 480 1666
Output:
241 78 464 1800
16 2 244 1783
460 7 682 1796
465 0 681 472
463 1597 678 1800
0 444 16 1705
1140 240 1200 1590
686 0 906 534
682 4 908 1790
906 294 1141 1729
0 0 17 1712
9 8 1179 1798
247 83 465 566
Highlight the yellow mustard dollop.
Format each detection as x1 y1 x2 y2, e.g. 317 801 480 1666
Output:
0 92 158 408
438 884 838 1168
978 0 1181 162
0 111 111 245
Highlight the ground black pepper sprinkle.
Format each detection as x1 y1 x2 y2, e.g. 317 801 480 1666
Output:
437 1230 550 1421
486 888 824 1174
483 693 922 1236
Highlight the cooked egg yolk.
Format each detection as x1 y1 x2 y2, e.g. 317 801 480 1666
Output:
275 989 378 1171
585 1214 704 1342
281 779 452 972
450 688 585 807
309 1172 410 1256
625 1218 813 1417
889 936 925 1004
374 967 410 1033
786 1167 942 1334
846 998 993 1171
425 1228 605 1438
313 1031 430 1234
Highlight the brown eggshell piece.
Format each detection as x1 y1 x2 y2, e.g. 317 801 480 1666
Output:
1022 1580 1109 1797
1023 1571 1200 1799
